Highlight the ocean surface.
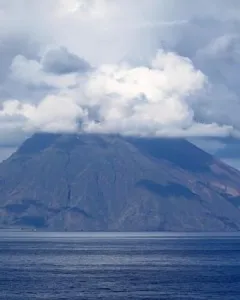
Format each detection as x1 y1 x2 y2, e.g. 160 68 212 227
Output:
0 232 240 299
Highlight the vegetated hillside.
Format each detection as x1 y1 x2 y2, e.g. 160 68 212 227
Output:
0 133 240 231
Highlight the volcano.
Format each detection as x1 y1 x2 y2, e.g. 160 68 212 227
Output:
0 133 240 231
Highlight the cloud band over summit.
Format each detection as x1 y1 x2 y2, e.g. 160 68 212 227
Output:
0 0 240 143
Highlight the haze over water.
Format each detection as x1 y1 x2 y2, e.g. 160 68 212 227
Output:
1 232 240 299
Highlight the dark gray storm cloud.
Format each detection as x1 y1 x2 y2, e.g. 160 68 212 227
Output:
41 47 91 75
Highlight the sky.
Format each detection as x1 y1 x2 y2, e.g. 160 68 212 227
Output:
0 0 240 167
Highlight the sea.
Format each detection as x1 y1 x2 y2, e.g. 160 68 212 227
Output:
0 231 240 300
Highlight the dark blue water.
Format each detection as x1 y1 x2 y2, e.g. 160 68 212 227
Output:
1 232 240 299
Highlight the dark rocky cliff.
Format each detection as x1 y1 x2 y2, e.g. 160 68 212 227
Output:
0 133 240 231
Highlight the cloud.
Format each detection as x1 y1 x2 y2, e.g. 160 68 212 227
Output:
0 95 85 134
0 49 235 138
82 50 210 136
41 46 91 75
10 54 81 89
0 0 240 156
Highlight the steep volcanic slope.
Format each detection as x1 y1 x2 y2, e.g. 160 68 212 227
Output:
0 133 240 231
